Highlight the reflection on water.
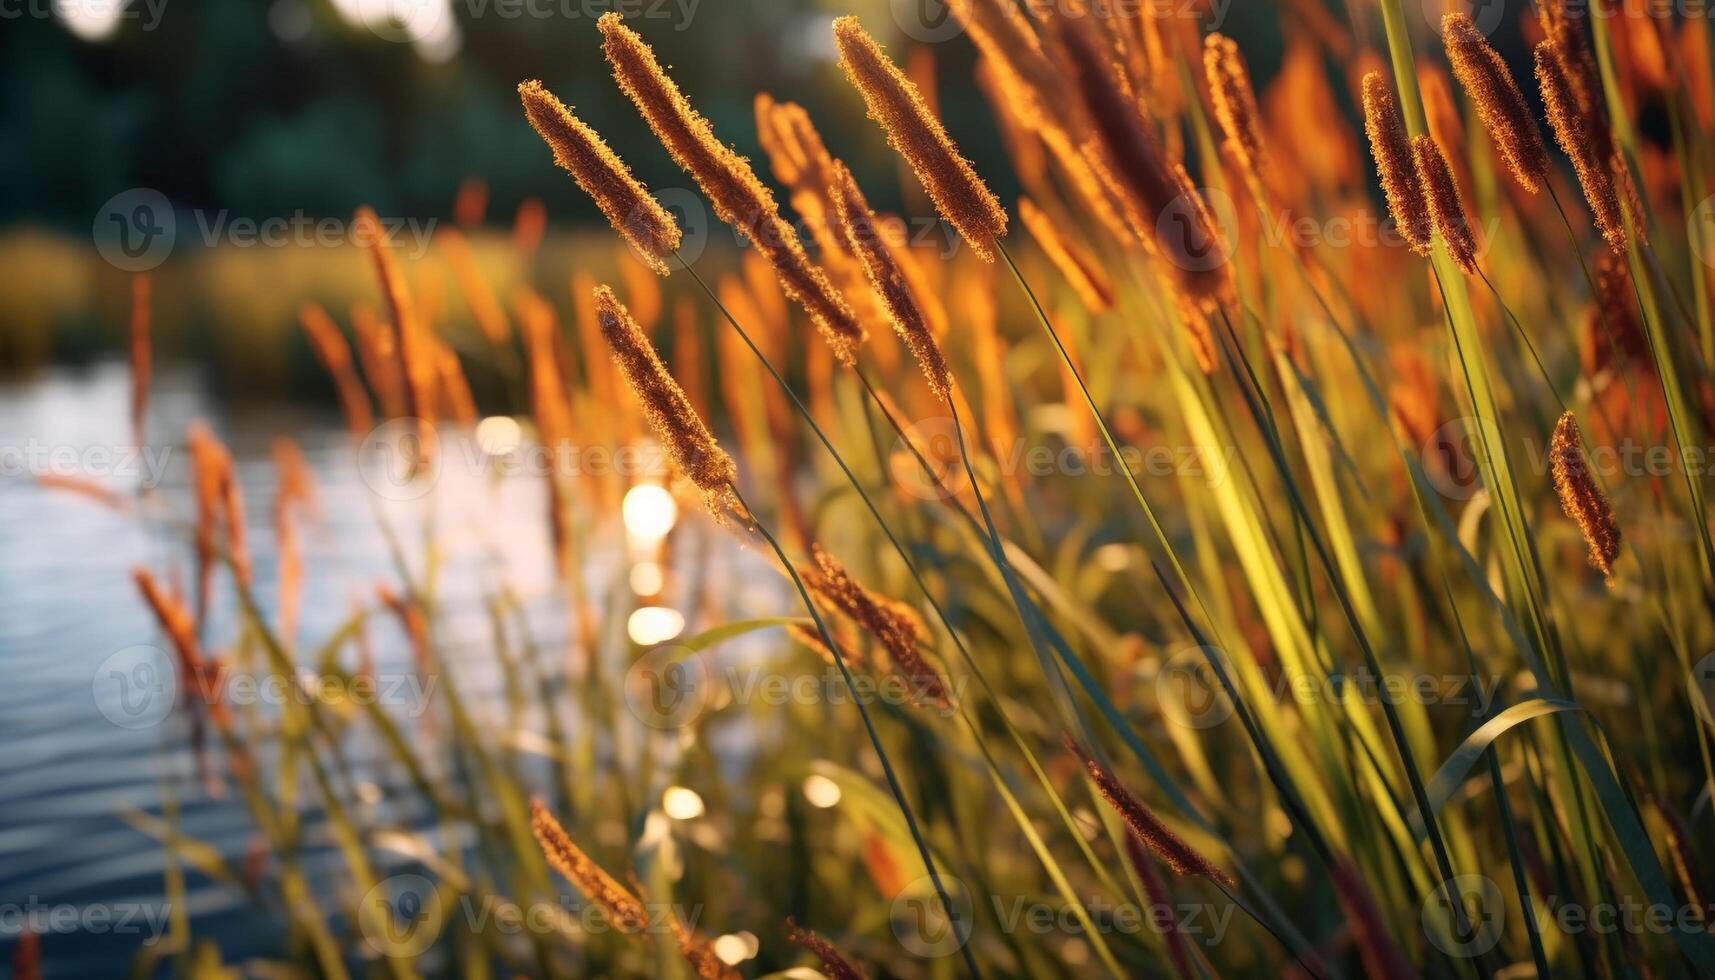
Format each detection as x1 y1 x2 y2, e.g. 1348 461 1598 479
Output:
0 360 769 974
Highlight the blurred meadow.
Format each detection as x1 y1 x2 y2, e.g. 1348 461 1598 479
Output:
5 0 1715 977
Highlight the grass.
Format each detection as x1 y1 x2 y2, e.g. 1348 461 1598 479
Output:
23 1 1715 977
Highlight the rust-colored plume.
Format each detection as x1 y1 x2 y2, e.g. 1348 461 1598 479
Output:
1203 33 1271 203
599 13 865 363
1017 196 1114 313
298 303 374 439
355 205 437 467
530 799 651 932
827 162 952 402
1442 13 1549 193
1536 39 1629 253
594 284 738 515
518 79 682 274
1062 734 1234 884
832 16 1008 262
1411 135 1480 274
1549 411 1621 583
1361 72 1432 255
786 919 869 980
800 545 948 709
128 273 150 450
1048 9 1232 307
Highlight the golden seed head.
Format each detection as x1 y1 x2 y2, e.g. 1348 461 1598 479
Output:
1549 411 1622 583
785 919 869 980
298 303 375 438
833 16 1008 262
1048 12 1231 307
1441 13 1549 193
1536 39 1629 253
1062 734 1234 884
1361 72 1432 255
800 545 948 709
1202 34 1270 192
827 162 952 402
529 799 651 932
594 284 738 512
1017 196 1114 314
1411 134 1480 274
518 79 681 275
355 205 437 469
599 13 864 357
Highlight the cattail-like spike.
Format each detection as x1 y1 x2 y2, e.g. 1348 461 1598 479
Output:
128 273 150 450
1549 411 1621 582
518 79 681 275
800 545 948 709
355 206 437 468
1441 13 1549 193
1411 135 1480 274
832 16 1008 262
530 799 652 932
1062 734 1233 884
594 284 739 517
1203 34 1271 202
1017 196 1114 313
1536 40 1629 253
598 14 865 363
437 228 510 345
785 919 869 980
827 162 952 402
1361 72 1432 255
1048 9 1232 307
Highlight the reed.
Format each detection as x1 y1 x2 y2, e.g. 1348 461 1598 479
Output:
1411 133 1480 274
785 920 868 980
833 16 1008 262
1550 410 1623 583
1362 71 1434 255
1441 12 1549 193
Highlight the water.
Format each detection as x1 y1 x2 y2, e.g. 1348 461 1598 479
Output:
0 361 767 975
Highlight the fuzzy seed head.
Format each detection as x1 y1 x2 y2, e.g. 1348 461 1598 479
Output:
1536 39 1629 253
833 16 1008 262
518 80 681 274
1411 134 1480 274
1550 411 1622 582
827 163 952 402
599 13 865 358
1442 13 1549 193
594 284 738 513
530 799 651 931
1203 34 1270 194
1361 72 1433 254
785 919 869 980
1062 734 1234 884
